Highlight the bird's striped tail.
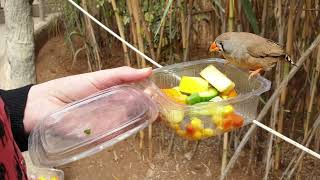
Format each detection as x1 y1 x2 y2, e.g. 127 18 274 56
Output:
285 54 297 67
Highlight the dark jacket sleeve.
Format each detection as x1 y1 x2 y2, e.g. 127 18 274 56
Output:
0 85 33 151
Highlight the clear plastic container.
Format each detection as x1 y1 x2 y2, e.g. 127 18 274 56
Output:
28 58 270 169
151 59 271 140
28 84 159 168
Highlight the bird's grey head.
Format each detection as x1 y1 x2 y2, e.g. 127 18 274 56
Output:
209 35 233 54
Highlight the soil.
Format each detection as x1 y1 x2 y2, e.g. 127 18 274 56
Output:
35 35 320 180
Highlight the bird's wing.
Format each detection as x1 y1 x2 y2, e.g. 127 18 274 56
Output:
247 39 286 58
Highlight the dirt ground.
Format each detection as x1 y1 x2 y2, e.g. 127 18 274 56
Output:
35 35 319 180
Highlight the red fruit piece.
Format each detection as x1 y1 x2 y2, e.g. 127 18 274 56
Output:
224 113 244 128
222 118 233 131
186 124 195 135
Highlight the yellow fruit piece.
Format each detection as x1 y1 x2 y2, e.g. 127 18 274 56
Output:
179 76 209 94
38 176 47 180
190 117 204 130
213 105 225 114
200 65 235 93
221 95 229 99
51 176 59 180
223 105 234 115
212 115 223 127
161 88 187 104
169 123 180 130
192 131 203 140
177 129 186 137
203 128 215 137
165 110 184 124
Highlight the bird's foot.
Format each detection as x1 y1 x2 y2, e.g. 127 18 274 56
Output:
248 68 263 80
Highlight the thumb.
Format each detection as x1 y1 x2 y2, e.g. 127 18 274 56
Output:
84 66 153 89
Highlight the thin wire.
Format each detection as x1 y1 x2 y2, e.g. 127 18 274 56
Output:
252 120 320 159
67 0 163 68
68 0 320 160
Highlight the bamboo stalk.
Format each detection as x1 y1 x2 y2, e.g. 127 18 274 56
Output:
314 45 320 151
235 0 242 32
275 0 295 170
219 33 320 180
129 0 146 155
263 4 285 176
110 0 131 66
302 0 312 46
292 0 304 42
221 0 234 176
131 0 146 67
227 0 234 33
260 0 267 37
168 1 173 62
221 132 229 175
303 0 313 137
132 1 155 159
306 55 320 141
141 11 156 61
126 0 140 65
179 0 187 51
263 62 281 180
81 0 102 71
148 124 153 159
182 0 194 62
156 0 168 61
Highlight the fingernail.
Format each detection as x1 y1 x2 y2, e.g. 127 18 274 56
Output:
138 67 152 73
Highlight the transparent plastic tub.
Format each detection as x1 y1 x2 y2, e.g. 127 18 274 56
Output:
28 58 270 169
29 84 159 167
150 59 271 140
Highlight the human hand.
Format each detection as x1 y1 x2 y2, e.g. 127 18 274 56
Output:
23 66 152 133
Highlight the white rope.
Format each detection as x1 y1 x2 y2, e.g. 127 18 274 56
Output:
252 120 320 159
67 0 163 68
68 0 320 160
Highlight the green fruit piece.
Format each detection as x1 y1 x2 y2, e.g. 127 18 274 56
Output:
84 128 91 135
179 76 209 94
198 88 219 102
186 93 202 105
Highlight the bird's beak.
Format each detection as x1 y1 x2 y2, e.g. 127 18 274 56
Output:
209 42 220 52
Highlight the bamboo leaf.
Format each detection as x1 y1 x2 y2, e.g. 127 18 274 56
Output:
154 0 174 38
241 0 260 34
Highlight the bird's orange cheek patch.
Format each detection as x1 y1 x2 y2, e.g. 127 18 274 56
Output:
209 43 220 52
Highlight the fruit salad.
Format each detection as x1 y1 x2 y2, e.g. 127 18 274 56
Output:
160 64 244 140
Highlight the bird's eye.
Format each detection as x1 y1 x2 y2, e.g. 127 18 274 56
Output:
218 42 224 51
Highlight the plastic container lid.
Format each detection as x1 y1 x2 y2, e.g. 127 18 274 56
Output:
28 84 159 167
